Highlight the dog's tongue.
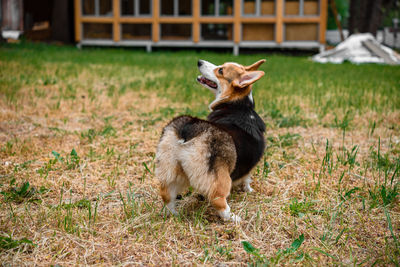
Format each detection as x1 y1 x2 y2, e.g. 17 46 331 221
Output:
200 76 217 88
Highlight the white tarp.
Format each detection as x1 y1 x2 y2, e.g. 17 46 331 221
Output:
312 33 400 65
2 30 22 40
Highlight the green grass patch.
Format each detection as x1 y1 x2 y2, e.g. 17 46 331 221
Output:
0 235 35 251
1 42 399 117
0 181 48 203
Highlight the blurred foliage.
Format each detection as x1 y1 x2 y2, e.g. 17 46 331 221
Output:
327 0 350 30
327 0 400 30
382 3 400 27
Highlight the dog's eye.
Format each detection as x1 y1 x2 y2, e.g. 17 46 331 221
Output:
218 68 223 75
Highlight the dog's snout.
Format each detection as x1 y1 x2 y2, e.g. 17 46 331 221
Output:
198 60 204 67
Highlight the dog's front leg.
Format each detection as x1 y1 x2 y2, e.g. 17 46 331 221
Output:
243 175 254 193
217 204 241 223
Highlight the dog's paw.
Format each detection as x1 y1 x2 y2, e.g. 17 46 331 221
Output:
230 213 242 223
166 209 178 216
163 209 177 217
243 184 254 193
164 203 178 216
218 206 242 223
243 176 254 193
219 211 242 223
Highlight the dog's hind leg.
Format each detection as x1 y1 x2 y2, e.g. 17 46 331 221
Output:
159 163 188 216
209 167 241 223
160 183 178 215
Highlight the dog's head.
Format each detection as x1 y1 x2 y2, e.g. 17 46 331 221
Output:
197 59 265 110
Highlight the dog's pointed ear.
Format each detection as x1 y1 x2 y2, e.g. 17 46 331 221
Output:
234 70 264 88
245 59 266 71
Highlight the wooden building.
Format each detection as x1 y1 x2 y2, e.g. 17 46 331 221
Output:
74 0 328 53
1 0 74 43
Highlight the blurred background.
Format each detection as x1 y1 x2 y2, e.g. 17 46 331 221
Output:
0 0 399 52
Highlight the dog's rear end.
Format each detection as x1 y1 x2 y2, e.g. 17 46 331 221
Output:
156 115 239 221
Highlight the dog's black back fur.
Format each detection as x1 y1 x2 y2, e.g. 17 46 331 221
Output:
208 98 265 180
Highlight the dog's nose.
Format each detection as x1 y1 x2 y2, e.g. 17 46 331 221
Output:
198 60 203 67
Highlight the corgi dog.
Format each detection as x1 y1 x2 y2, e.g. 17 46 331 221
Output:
155 59 266 222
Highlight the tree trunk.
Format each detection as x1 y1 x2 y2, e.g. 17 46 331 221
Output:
51 0 73 43
348 0 396 37
348 0 359 35
367 0 384 35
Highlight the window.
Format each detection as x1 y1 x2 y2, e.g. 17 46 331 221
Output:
161 24 192 40
304 0 318 15
201 0 233 16
122 24 152 40
284 0 299 15
242 23 274 41
161 0 192 16
82 0 112 16
284 0 319 16
261 0 275 15
121 0 151 16
201 24 233 41
82 0 95 15
285 23 318 41
243 0 274 16
83 23 113 39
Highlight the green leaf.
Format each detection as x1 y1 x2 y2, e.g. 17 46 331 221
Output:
0 236 35 250
241 241 256 253
384 207 400 251
70 148 78 157
52 150 63 162
18 182 30 195
142 162 152 174
290 234 304 251
295 252 305 261
343 187 360 199
312 247 337 260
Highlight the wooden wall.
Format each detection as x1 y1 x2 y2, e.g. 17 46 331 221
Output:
74 0 328 45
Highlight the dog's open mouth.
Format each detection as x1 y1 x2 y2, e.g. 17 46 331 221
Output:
197 76 217 89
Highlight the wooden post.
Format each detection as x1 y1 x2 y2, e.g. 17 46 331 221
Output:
74 0 81 42
153 0 160 42
276 0 283 43
193 0 200 43
19 0 24 31
234 0 241 43
319 0 328 44
329 0 344 41
113 0 120 42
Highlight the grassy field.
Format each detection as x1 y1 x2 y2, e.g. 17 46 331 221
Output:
0 42 399 266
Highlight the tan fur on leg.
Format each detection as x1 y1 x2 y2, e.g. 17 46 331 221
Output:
160 183 171 204
157 161 189 216
209 166 241 222
159 183 177 215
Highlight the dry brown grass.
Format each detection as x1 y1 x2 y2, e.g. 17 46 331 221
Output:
0 44 399 266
